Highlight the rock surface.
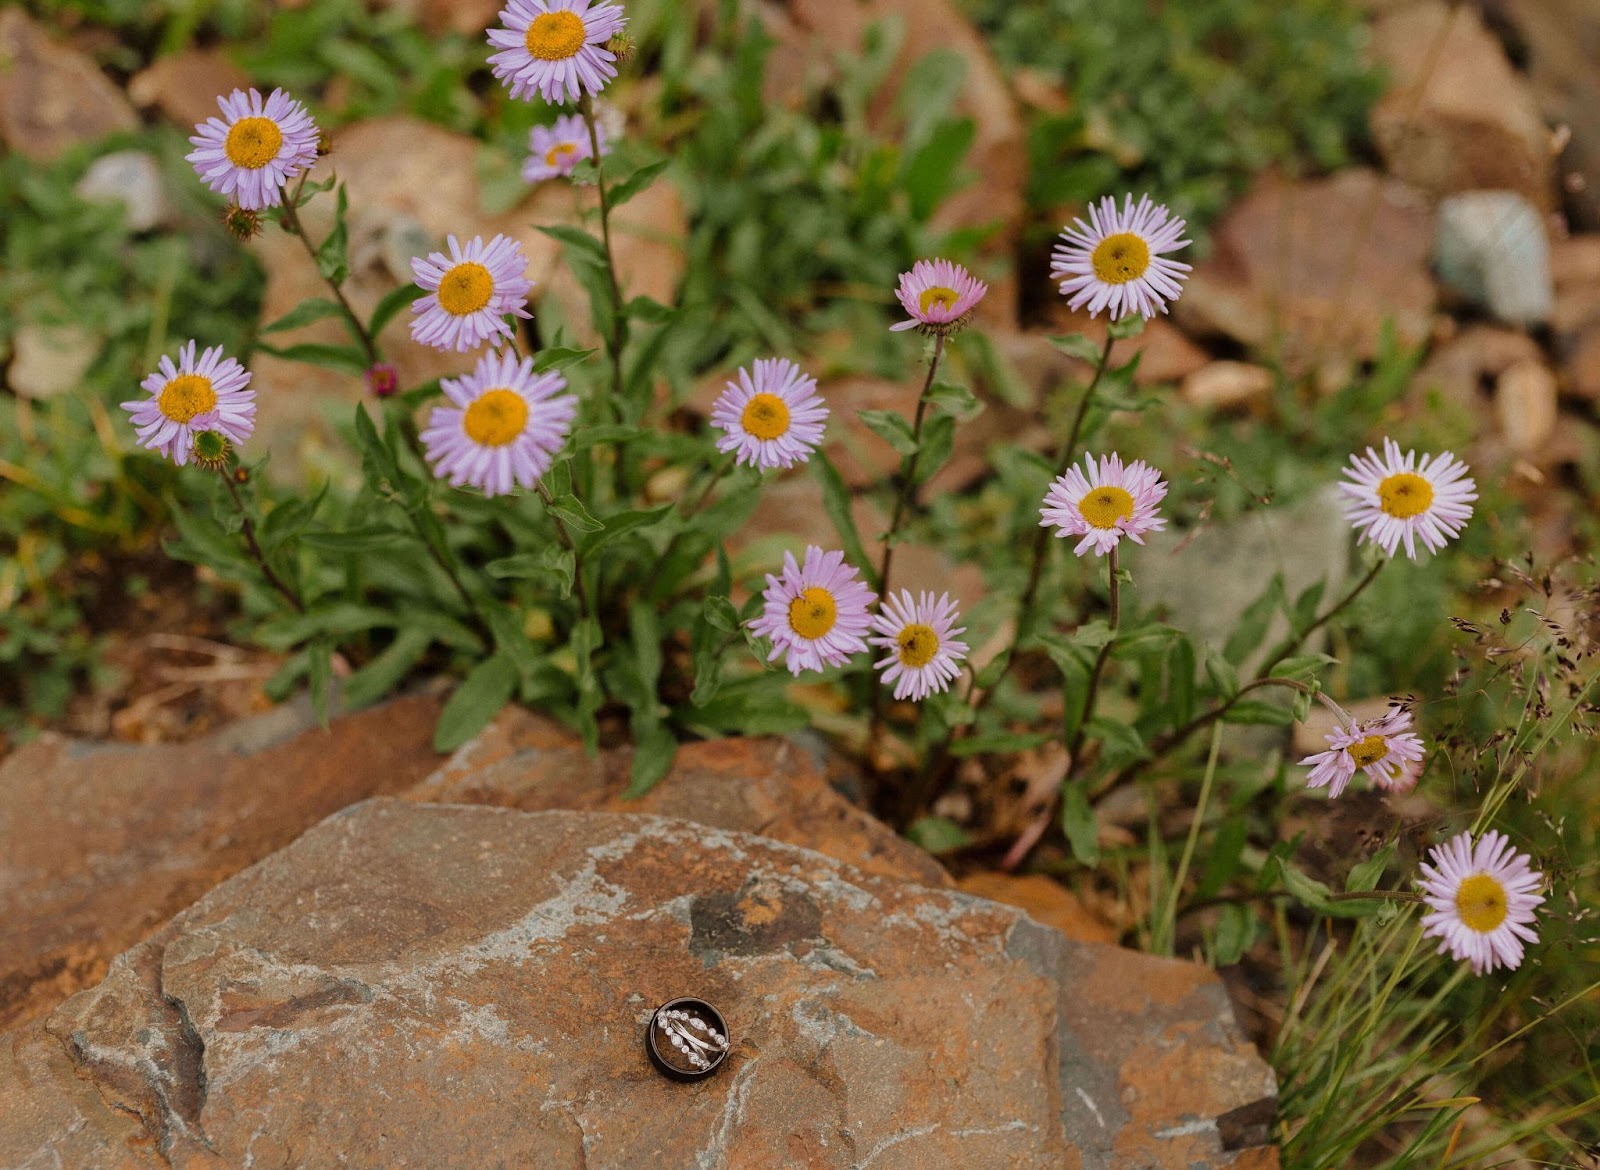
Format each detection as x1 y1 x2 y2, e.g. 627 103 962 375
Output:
408 706 951 888
1177 170 1435 373
1433 191 1553 326
0 9 138 161
1 800 1277 1168
1368 0 1554 209
0 693 446 1033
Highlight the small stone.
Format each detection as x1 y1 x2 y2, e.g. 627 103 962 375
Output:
1368 0 1555 209
1177 170 1435 372
72 150 172 233
127 49 254 131
1494 360 1559 455
0 9 137 161
6 324 99 399
1181 361 1275 411
1434 192 1553 327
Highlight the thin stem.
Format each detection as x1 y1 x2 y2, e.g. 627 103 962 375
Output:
1260 557 1386 676
1323 890 1427 904
1090 674 1318 801
645 454 735 600
971 332 1119 722
277 186 381 367
536 480 594 620
1160 720 1224 954
1001 544 1121 871
875 332 947 598
218 468 306 613
579 98 627 418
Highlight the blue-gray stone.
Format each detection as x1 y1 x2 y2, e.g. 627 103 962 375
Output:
1434 191 1553 326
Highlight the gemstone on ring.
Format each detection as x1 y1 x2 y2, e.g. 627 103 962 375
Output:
646 997 730 1081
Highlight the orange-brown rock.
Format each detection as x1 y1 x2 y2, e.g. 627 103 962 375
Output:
1368 0 1555 209
1 800 1277 1168
127 50 255 132
408 706 950 887
0 693 446 1033
1177 170 1435 373
0 9 138 161
956 871 1116 945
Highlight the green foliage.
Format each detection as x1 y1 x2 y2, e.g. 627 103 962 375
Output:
958 0 1380 230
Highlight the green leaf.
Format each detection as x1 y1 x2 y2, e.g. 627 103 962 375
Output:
608 158 670 208
533 345 598 373
1267 856 1377 918
1221 699 1294 726
857 409 918 457
1225 575 1286 665
1196 816 1249 900
906 816 973 855
1051 333 1104 364
809 452 873 585
1346 842 1397 893
949 730 1052 758
550 500 603 534
487 604 542 682
368 283 417 339
703 595 738 633
623 295 675 323
307 637 333 726
257 341 367 374
926 382 983 421
579 504 673 556
314 183 350 287
342 627 434 710
1085 717 1148 769
1204 646 1240 698
262 298 344 335
913 414 955 485
298 526 414 552
624 726 678 798
1108 314 1147 340
1213 903 1258 966
900 117 976 220
433 654 518 752
571 424 644 449
1061 780 1099 865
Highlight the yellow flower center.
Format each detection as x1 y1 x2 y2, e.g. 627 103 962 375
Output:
224 116 283 169
1091 232 1151 285
437 262 495 316
1078 485 1135 530
787 587 837 641
740 393 791 441
545 142 580 169
462 388 529 447
524 11 587 60
896 623 940 668
1377 472 1435 519
918 286 960 316
1454 872 1509 934
158 374 218 423
1346 734 1389 769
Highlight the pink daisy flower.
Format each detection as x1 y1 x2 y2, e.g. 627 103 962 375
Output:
749 546 876 676
488 0 628 106
1340 438 1477 560
1050 194 1191 320
890 258 988 335
1040 452 1168 558
524 113 608 182
870 590 970 702
1418 830 1545 975
121 342 255 467
410 234 534 354
419 349 577 496
1298 707 1427 799
708 358 828 471
186 88 320 211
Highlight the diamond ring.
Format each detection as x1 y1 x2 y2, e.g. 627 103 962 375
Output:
646 998 730 1081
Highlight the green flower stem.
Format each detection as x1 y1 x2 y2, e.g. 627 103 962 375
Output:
645 453 735 600
578 97 628 423
1000 543 1121 871
875 331 947 599
218 467 305 613
1089 674 1320 802
1259 557 1387 677
535 480 594 621
1157 719 1223 954
277 180 381 368
408 506 493 644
